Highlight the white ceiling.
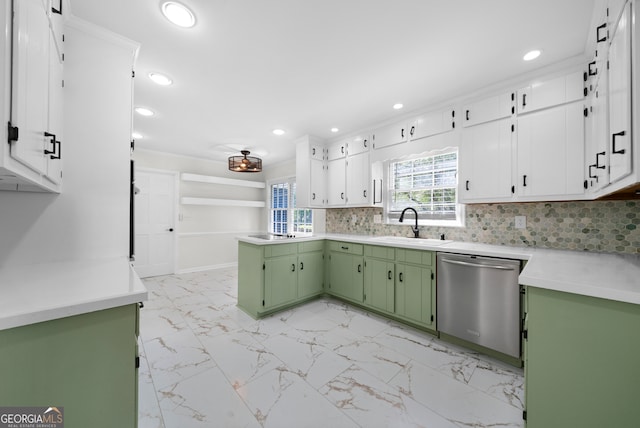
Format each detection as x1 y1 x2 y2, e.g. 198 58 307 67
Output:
69 0 596 166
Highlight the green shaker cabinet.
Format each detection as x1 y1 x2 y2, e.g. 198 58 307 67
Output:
362 245 436 331
0 304 140 428
327 241 364 303
238 240 325 318
524 287 640 428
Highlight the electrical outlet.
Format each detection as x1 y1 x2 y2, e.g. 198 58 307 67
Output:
373 214 382 224
515 216 526 229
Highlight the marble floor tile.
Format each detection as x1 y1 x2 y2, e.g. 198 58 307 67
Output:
138 267 525 428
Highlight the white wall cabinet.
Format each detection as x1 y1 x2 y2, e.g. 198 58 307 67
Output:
462 93 513 127
372 122 408 149
459 117 514 202
517 101 586 198
607 1 632 184
1 0 63 192
327 157 346 206
409 107 456 141
295 135 326 208
516 71 584 115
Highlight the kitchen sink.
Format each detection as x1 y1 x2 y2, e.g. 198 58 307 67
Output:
370 236 453 246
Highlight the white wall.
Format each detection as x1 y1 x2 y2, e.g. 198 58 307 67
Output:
0 20 137 268
133 149 266 272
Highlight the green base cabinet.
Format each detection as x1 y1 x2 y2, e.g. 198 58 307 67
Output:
362 245 436 331
524 287 640 427
238 240 325 318
0 304 139 428
327 241 364 303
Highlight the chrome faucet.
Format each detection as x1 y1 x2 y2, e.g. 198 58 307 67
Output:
399 207 419 238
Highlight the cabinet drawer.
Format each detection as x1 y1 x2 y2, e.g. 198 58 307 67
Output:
396 249 434 266
328 241 363 255
298 240 324 253
264 243 298 258
364 245 395 260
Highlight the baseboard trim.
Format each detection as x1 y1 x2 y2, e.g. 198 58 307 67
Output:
176 262 238 274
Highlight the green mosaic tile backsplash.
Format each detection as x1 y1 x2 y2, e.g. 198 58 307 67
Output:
325 201 639 254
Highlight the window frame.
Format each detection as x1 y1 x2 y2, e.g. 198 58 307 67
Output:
384 149 465 228
267 176 313 235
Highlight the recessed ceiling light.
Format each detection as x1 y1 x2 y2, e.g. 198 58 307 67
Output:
135 107 155 117
523 50 541 61
161 2 196 28
393 103 404 110
148 72 173 86
331 128 339 133
272 129 285 136
132 132 143 139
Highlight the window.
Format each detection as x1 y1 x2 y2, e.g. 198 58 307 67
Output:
269 178 313 235
387 150 464 226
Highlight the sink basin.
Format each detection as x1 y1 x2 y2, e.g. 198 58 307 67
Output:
370 236 453 246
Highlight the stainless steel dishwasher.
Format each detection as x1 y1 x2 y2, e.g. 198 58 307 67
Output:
437 253 521 358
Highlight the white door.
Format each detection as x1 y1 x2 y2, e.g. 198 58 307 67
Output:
134 170 177 278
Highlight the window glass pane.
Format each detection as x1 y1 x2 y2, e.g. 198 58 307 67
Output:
388 150 458 221
270 179 312 234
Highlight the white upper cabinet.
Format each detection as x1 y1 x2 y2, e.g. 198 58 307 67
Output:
327 157 346 206
327 140 347 160
346 151 370 206
607 1 632 184
346 134 370 156
462 93 513 127
372 122 408 149
459 117 514 202
295 136 326 208
517 71 584 115
409 107 456 140
2 0 64 192
584 72 609 192
517 101 586 198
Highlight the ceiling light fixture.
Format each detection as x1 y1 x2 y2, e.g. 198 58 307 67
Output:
228 150 262 173
161 2 196 28
393 103 404 110
272 129 285 136
135 107 155 116
331 128 339 133
523 50 541 61
149 72 173 86
132 132 143 139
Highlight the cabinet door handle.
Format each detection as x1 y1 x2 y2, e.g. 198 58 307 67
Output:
357 264 362 273
465 109 470 121
341 192 344 200
596 22 607 43
523 175 527 187
588 61 597 76
465 180 470 191
399 272 404 282
291 264 296 272
522 94 527 109
363 190 367 198
364 139 368 148
341 246 349 250
410 126 415 136
596 151 606 169
312 147 316 156
612 131 626 154
312 193 316 200
300 262 304 271
388 270 392 280
44 132 61 159
341 146 345 154
401 128 405 139
588 164 597 179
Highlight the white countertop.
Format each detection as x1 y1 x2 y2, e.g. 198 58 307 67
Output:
237 233 640 305
0 257 148 330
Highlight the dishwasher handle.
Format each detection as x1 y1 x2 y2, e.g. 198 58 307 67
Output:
441 258 516 271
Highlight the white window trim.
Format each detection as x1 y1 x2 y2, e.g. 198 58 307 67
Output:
266 176 314 235
383 148 466 228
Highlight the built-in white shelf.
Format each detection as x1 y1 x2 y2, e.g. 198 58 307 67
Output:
180 197 265 208
181 173 266 189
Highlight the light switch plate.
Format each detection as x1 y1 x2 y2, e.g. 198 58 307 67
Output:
515 216 526 229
